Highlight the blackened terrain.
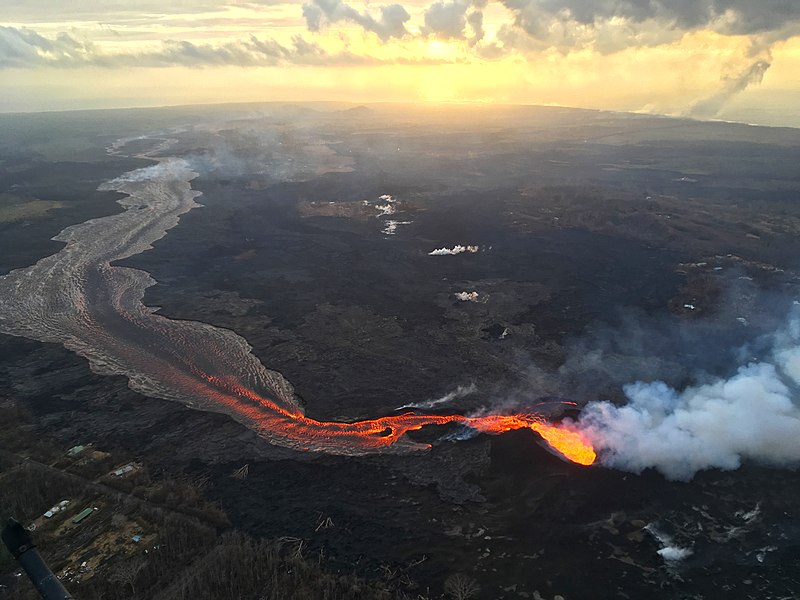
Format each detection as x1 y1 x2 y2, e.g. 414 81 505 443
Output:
1 104 800 599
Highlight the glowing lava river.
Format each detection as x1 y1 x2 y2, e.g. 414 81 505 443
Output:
0 145 595 466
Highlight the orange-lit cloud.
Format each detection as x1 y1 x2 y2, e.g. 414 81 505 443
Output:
1 1 799 124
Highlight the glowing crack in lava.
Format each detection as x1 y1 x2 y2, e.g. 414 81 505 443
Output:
0 141 595 467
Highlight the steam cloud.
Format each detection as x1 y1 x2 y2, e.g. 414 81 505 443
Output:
455 291 480 302
687 59 772 118
428 244 479 256
645 524 693 562
399 383 477 409
576 304 800 480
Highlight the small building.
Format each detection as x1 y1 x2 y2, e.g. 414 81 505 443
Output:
71 508 94 524
111 464 135 477
67 445 86 457
43 500 70 519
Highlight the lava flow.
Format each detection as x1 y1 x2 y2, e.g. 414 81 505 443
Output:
195 372 596 465
0 151 596 468
464 414 597 466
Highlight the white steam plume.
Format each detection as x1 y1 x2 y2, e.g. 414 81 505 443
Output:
455 291 480 302
576 304 800 481
398 383 477 410
645 524 693 562
687 59 771 119
428 244 479 256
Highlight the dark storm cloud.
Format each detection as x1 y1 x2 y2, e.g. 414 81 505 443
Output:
500 0 800 38
422 0 486 46
302 0 411 40
466 11 485 44
423 0 485 41
485 0 795 117
424 1 470 38
289 0 800 52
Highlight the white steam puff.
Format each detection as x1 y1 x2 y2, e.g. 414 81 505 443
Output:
658 546 693 562
578 307 800 480
398 383 477 410
455 291 479 302
382 220 412 235
429 244 479 256
645 524 693 562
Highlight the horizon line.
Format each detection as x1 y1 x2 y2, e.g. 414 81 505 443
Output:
2 99 798 131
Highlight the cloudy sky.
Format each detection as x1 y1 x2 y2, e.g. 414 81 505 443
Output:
2 0 799 124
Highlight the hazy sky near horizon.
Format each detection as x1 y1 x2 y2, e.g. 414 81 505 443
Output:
2 0 799 125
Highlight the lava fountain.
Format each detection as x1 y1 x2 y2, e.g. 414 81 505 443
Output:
465 414 597 465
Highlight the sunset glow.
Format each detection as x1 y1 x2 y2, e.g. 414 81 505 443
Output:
1 2 798 125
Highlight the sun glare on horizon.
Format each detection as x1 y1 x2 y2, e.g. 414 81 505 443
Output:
0 1 798 125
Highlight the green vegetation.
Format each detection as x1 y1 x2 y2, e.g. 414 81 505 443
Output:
0 401 428 599
0 194 63 224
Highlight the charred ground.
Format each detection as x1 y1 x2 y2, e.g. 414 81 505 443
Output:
1 104 800 599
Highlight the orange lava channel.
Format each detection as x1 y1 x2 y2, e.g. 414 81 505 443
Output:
464 414 597 466
193 371 596 465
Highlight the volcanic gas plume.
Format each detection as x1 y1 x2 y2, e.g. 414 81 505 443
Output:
573 307 800 480
0 139 595 466
4 133 796 479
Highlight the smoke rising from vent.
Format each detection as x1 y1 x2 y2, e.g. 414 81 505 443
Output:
455 291 480 302
646 524 693 562
575 304 800 480
429 244 479 256
687 59 771 118
398 383 477 409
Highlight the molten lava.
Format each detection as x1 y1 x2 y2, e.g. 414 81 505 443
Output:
528 421 597 465
0 153 596 477
464 414 597 465
195 370 596 465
